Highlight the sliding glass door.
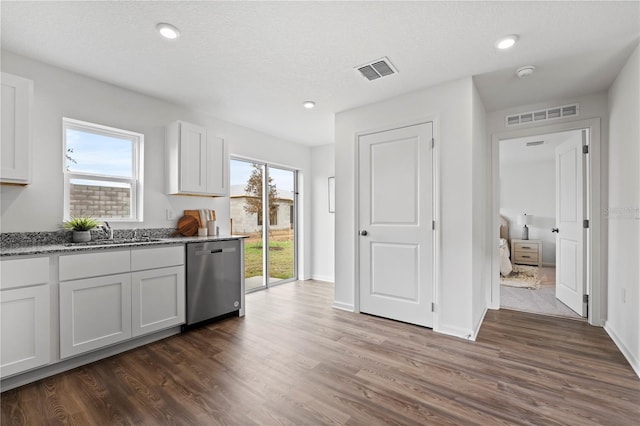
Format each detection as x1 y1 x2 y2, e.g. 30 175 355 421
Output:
267 166 296 284
230 158 297 292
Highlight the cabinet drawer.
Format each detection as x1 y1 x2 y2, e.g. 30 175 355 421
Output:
1 257 49 290
59 250 130 281
131 245 184 271
514 242 539 253
515 252 539 263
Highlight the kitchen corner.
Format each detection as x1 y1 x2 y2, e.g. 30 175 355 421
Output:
0 226 246 392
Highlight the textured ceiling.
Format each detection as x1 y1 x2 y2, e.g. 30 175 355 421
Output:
1 1 638 146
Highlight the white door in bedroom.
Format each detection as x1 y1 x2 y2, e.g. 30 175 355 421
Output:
555 130 587 316
358 122 434 327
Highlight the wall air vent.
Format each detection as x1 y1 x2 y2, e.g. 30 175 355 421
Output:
355 57 398 81
526 141 544 147
505 103 579 127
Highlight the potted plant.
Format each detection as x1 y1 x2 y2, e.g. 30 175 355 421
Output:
63 216 99 243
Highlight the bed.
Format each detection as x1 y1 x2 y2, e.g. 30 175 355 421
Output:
499 216 513 276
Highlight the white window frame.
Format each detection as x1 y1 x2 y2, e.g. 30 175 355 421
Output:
62 118 144 222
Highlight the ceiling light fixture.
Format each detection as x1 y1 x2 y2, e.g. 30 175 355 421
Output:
156 23 181 40
303 101 316 109
516 65 536 78
495 34 519 50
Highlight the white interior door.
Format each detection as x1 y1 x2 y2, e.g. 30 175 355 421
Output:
358 122 433 327
555 131 586 316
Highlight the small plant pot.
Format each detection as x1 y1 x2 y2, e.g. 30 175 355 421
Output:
72 230 91 243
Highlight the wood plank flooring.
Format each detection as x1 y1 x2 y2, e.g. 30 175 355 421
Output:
2 280 638 425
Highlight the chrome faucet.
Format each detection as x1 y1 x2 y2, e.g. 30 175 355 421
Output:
132 228 138 240
100 222 113 240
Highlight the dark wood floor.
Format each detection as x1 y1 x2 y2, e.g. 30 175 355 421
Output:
2 280 639 425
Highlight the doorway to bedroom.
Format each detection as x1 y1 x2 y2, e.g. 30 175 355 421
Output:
498 129 586 320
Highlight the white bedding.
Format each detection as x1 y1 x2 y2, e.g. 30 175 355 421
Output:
499 238 513 276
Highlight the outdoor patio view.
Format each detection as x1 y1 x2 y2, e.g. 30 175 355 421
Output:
230 159 296 291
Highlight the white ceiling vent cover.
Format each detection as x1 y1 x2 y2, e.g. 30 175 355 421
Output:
356 57 398 81
506 104 579 127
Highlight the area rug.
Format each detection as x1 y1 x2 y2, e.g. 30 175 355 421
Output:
500 265 541 290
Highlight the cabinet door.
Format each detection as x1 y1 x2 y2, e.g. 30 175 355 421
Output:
1 72 33 184
206 136 229 196
179 121 207 193
131 266 185 337
1 285 50 377
60 274 132 359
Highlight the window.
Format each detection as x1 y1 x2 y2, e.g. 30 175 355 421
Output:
63 118 144 221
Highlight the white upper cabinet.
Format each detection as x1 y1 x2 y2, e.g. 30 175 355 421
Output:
166 120 229 196
1 72 33 184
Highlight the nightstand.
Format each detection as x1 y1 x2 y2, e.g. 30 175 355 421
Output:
511 239 542 267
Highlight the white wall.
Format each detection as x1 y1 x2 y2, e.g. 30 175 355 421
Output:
335 77 488 339
0 50 313 278
310 144 335 282
500 159 557 265
605 44 640 377
471 83 489 332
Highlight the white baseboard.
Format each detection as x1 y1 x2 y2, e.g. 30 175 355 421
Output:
332 301 354 312
310 275 335 283
434 323 475 341
604 323 640 378
469 307 488 341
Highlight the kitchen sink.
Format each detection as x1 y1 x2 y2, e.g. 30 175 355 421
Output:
64 238 163 247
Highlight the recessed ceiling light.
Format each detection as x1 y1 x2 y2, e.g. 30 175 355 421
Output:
303 101 316 109
156 23 181 40
516 65 536 78
495 34 519 50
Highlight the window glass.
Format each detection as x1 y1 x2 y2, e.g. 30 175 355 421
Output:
63 118 143 221
66 128 133 177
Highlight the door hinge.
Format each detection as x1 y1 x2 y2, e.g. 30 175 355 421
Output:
431 138 435 148
431 302 436 312
583 294 589 304
583 219 589 229
432 220 435 230
582 145 589 154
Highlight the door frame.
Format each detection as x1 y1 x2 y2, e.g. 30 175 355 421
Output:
490 117 603 326
353 116 440 329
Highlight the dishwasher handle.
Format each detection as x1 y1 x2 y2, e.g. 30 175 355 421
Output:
195 247 236 256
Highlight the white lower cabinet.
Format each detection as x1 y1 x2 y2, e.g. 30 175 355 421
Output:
0 284 50 377
131 266 185 337
59 273 132 359
0 256 50 378
58 245 185 359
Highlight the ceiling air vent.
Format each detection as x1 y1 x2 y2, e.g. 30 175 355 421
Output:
356 57 398 81
505 103 579 127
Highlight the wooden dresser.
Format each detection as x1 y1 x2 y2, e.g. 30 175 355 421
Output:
511 239 542 267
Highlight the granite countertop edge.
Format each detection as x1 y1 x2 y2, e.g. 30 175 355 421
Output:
1 235 247 257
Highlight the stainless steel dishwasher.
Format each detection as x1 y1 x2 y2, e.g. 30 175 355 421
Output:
185 239 242 327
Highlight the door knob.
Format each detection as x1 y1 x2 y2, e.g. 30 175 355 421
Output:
360 230 368 236
551 228 559 233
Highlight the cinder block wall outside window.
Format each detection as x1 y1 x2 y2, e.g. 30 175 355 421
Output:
69 184 130 218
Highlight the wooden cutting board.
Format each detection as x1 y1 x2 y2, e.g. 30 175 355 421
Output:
184 209 216 227
172 215 199 237
184 210 202 227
